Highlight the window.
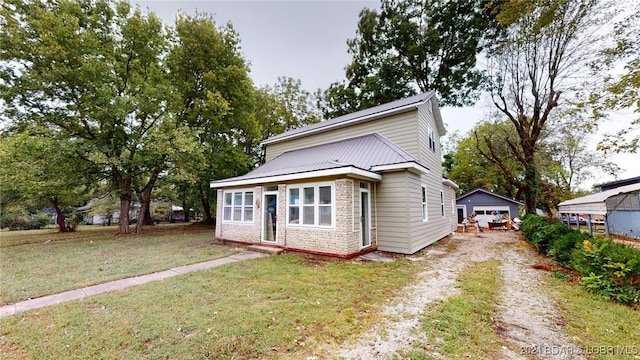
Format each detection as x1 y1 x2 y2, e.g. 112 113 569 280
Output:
422 185 428 221
440 190 445 217
428 127 436 152
223 190 254 223
287 183 334 227
289 188 300 224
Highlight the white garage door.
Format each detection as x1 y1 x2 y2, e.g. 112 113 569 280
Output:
472 206 511 228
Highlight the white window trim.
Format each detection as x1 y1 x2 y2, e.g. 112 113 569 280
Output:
286 181 335 229
428 127 435 152
222 189 254 224
440 190 445 218
422 185 428 222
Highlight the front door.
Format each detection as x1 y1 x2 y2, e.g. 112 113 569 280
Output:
360 189 370 247
263 193 277 243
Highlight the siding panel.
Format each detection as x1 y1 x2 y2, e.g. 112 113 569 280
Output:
266 111 420 162
376 171 410 253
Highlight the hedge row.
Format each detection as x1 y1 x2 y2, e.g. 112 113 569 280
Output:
520 215 640 306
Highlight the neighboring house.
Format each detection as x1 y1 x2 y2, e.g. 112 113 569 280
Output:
210 91 459 257
456 188 523 228
77 201 139 225
558 182 640 239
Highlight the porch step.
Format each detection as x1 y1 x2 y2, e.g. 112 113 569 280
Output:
246 245 284 255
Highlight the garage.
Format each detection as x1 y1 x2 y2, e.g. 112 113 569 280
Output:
472 206 511 228
456 188 523 228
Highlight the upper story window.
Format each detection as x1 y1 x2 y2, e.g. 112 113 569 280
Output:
223 190 254 223
428 127 436 152
287 182 334 228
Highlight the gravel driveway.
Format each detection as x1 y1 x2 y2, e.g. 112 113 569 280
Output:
336 231 585 359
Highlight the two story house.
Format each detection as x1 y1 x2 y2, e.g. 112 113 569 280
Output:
210 91 458 257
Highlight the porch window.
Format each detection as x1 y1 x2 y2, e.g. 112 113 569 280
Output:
422 185 428 221
287 182 334 227
289 188 300 224
222 190 254 223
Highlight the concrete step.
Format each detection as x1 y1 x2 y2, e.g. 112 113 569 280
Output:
246 245 284 255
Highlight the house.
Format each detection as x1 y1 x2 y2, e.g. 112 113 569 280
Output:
210 92 459 257
456 188 523 228
558 182 640 239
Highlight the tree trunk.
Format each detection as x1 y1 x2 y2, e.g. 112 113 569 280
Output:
142 206 153 225
50 198 68 233
135 168 160 234
200 184 215 225
182 198 189 223
118 192 131 234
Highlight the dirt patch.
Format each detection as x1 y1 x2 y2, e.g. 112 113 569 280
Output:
334 231 585 359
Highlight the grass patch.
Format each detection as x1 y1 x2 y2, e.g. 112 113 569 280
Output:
0 253 419 359
0 224 236 305
402 260 505 359
546 275 640 360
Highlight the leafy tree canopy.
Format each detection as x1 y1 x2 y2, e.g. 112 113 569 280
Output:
319 0 500 118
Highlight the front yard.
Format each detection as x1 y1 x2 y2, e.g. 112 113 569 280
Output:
0 249 418 359
0 224 237 305
1 227 638 359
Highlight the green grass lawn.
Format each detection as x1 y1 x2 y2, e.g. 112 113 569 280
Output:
2 230 638 359
402 260 505 360
0 223 236 305
546 274 640 360
0 253 419 359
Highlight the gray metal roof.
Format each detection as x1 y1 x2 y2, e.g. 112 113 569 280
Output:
557 183 640 215
211 133 428 186
262 91 439 146
456 188 523 205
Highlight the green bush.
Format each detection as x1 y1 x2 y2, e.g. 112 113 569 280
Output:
520 215 548 243
521 215 571 254
0 211 50 230
547 230 591 266
571 237 640 306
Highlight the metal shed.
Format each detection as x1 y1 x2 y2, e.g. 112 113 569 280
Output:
557 183 640 239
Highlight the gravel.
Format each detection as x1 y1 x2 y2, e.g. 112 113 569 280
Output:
334 231 585 359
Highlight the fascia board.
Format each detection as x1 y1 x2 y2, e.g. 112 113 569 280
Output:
210 166 382 188
371 162 429 174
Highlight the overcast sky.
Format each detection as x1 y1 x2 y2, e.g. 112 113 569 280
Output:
134 0 637 188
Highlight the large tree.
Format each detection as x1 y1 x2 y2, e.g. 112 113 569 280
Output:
166 13 257 225
445 122 522 198
0 129 93 232
252 77 322 164
447 117 617 212
319 0 499 118
0 0 172 234
593 4 640 154
481 0 609 214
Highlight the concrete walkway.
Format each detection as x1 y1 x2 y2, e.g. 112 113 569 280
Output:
0 250 266 318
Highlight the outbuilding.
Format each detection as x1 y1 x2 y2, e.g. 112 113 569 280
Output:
456 188 522 228
557 183 640 239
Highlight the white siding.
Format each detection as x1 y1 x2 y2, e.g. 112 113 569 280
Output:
418 101 442 171
407 173 452 253
265 111 420 162
375 171 410 253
